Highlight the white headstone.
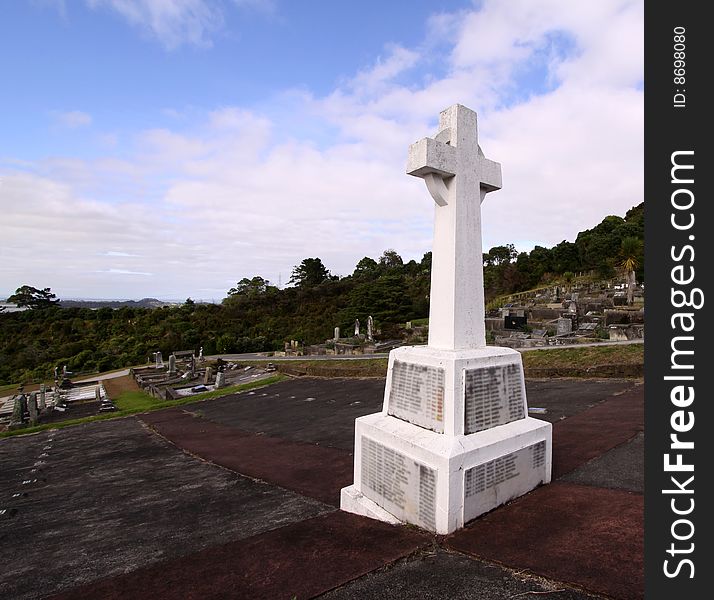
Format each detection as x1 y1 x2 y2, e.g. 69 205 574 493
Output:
168 354 177 375
354 319 360 336
215 371 226 389
341 105 552 534
367 316 374 341
334 327 340 341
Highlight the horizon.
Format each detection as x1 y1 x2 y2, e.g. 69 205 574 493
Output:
0 1 643 300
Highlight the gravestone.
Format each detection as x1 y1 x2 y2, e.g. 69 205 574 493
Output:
155 352 164 369
204 367 213 385
557 317 573 336
28 393 38 425
334 327 340 341
215 371 226 389
11 395 23 425
199 347 204 361
367 316 374 341
168 354 177 375
39 384 46 410
341 104 552 534
354 319 360 336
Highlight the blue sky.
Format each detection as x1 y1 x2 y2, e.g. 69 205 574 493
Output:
0 0 643 300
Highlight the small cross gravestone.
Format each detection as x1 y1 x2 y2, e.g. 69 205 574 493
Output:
341 104 552 534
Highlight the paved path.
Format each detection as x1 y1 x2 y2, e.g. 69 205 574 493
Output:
1 377 643 599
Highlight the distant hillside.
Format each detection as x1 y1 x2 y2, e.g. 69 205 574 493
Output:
59 298 176 309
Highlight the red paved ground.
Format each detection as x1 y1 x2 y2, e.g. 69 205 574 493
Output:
552 385 644 478
140 408 354 506
49 511 430 600
447 482 643 599
125 383 645 599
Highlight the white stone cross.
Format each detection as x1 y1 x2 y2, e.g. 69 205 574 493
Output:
407 104 502 350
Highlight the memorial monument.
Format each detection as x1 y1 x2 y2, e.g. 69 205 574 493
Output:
340 104 552 534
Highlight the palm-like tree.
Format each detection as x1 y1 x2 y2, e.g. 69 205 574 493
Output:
619 237 643 305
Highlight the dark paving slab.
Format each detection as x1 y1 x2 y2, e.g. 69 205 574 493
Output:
184 377 636 450
552 384 643 479
0 418 331 600
140 408 354 506
188 378 386 451
49 510 430 600
562 432 644 493
320 548 607 600
525 378 636 423
447 482 643 600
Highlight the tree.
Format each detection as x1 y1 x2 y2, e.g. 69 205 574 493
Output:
483 244 517 267
289 258 331 287
353 257 379 278
227 276 274 297
7 285 60 309
379 249 403 269
619 237 643 305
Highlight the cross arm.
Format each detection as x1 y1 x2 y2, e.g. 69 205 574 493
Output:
407 137 457 179
479 154 502 193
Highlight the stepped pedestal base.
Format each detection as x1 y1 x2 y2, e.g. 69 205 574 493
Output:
340 345 552 534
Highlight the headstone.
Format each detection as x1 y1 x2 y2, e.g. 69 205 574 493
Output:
204 367 213 385
334 327 340 341
406 321 412 329
199 347 204 361
367 316 374 341
28 393 38 425
557 317 572 336
11 395 23 424
215 371 226 389
354 319 360 336
168 354 177 375
341 105 552 534
39 384 46 410
54 366 59 380
155 352 164 369
62 365 68 377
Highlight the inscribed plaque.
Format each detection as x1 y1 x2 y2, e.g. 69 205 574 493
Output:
463 363 525 434
361 436 437 530
388 361 445 432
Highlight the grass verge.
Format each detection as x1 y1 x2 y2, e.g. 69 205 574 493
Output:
0 375 286 440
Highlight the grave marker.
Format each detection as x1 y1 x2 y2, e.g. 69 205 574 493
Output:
341 105 552 534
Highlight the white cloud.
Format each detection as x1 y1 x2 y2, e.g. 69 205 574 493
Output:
1 1 643 299
86 0 224 49
52 110 93 128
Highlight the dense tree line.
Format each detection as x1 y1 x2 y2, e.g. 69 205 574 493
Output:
0 204 642 384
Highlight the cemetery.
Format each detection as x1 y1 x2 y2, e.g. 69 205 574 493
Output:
130 350 276 400
0 106 643 599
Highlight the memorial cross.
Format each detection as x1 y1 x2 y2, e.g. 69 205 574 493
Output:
407 104 502 350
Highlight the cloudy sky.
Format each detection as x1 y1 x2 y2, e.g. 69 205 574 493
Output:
0 0 643 301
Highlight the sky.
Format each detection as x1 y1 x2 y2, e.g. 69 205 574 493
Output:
0 0 643 301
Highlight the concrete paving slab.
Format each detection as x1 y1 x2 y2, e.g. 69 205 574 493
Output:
524 378 636 423
140 408 354 506
188 378 386 451
185 378 637 449
0 418 332 600
48 511 430 600
447 482 643 600
562 432 644 493
552 385 644 478
320 549 607 600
